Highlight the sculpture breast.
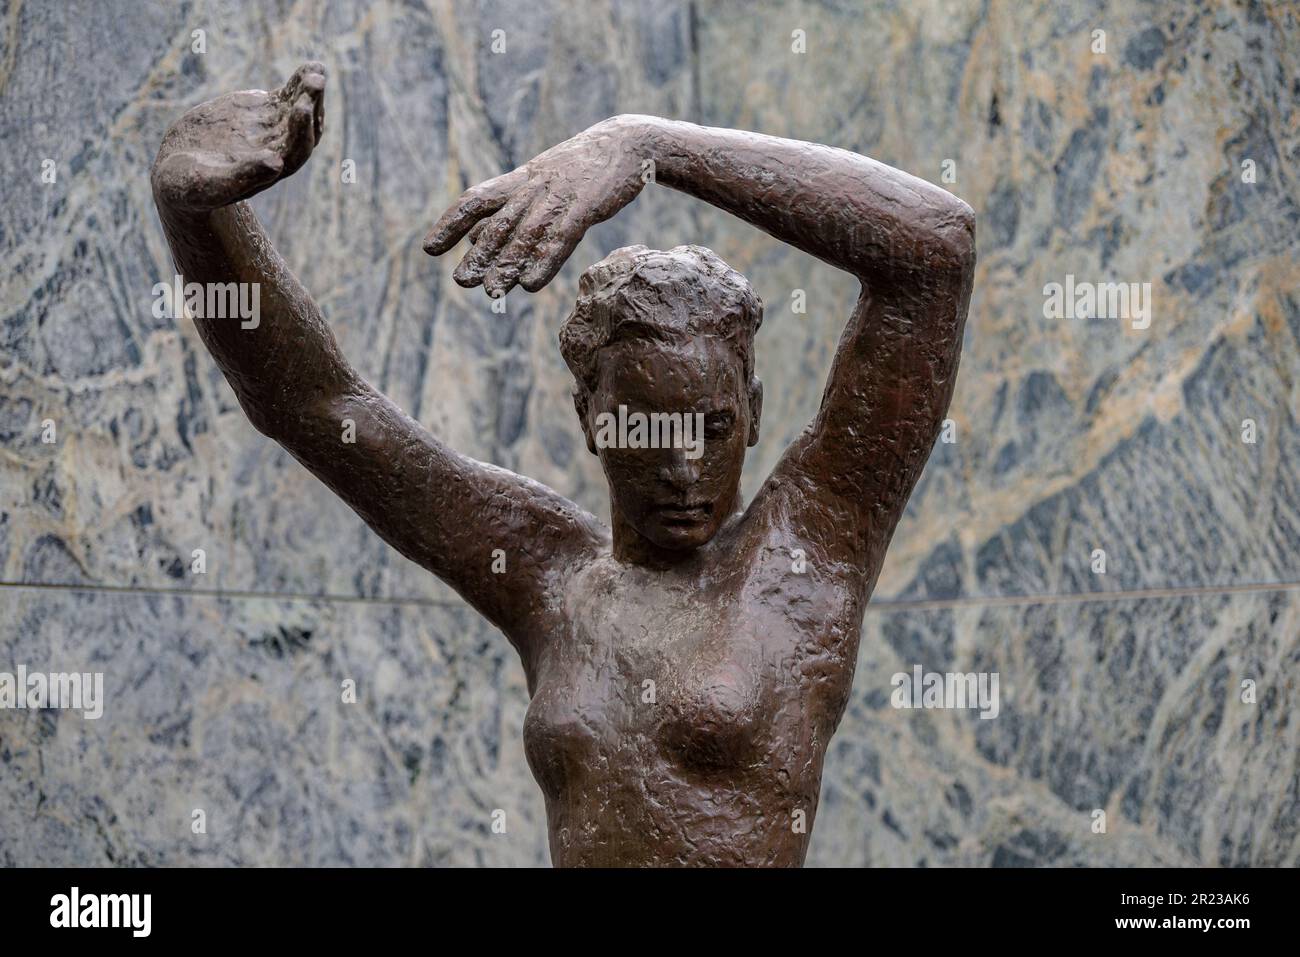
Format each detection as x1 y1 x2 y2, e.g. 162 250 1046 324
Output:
522 684 604 799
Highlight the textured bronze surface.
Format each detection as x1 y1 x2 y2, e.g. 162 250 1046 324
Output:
152 63 976 867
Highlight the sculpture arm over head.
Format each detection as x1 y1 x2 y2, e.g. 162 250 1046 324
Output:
150 64 604 665
644 118 976 573
428 114 975 574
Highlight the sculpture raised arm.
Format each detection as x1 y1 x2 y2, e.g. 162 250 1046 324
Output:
150 64 605 680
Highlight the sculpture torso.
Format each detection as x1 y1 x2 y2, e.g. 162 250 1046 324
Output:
522 504 866 866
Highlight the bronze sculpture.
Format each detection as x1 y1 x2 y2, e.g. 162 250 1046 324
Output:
152 62 975 867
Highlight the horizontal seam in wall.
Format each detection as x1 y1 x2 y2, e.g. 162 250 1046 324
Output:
0 577 1298 611
0 579 457 608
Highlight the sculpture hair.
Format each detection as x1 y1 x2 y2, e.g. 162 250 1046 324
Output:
558 244 764 394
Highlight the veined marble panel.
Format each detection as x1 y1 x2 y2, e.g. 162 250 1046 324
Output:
1 0 1296 866
0 587 548 866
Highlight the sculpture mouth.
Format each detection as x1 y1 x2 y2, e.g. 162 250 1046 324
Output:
655 504 711 526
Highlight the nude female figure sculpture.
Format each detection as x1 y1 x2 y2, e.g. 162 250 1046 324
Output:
152 62 975 867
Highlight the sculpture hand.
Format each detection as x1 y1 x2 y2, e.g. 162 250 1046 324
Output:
423 116 649 296
151 62 326 213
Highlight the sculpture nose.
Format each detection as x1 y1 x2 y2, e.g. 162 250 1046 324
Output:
658 447 700 489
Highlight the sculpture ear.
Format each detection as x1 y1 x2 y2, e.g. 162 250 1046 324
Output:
573 387 598 455
747 377 763 447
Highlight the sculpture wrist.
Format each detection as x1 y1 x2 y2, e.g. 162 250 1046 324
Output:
613 114 693 187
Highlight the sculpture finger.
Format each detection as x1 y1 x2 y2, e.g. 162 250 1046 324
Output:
483 193 564 297
452 189 534 288
281 65 325 143
280 92 319 177
520 212 587 292
302 73 326 141
424 168 527 256
278 61 327 105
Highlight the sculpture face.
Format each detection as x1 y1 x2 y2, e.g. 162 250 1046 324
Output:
584 335 757 551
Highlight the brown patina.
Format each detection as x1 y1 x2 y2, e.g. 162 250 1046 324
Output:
152 63 976 866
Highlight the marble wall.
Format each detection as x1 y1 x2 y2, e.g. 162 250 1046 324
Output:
1 0 1296 866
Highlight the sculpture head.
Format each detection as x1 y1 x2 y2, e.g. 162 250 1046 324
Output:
561 245 764 552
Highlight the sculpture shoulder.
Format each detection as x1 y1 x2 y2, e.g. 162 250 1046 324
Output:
413 457 609 657
473 460 609 551
735 448 889 586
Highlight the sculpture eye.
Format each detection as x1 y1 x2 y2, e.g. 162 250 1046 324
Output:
703 411 734 439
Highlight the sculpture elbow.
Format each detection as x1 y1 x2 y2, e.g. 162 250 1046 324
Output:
934 198 976 274
849 195 975 282
240 386 355 453
238 390 290 442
